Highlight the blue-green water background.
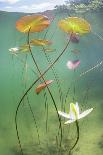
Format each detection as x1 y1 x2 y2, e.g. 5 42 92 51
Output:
0 10 103 155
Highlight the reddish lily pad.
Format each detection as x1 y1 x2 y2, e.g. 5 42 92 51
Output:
16 15 50 33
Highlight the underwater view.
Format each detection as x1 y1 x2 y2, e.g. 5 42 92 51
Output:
0 0 103 155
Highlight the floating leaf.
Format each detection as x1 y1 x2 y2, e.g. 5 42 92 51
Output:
58 17 91 35
36 80 53 94
30 39 52 46
43 48 56 52
67 60 80 70
19 44 30 52
16 15 50 33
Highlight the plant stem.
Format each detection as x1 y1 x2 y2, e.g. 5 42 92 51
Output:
27 28 63 144
42 47 64 109
15 33 71 155
69 120 79 155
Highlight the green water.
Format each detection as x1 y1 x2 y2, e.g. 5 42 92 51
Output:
0 10 103 155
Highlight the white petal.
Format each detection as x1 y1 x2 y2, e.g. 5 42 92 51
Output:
78 108 93 120
64 119 76 124
75 102 79 115
69 103 77 120
58 111 70 119
9 47 19 52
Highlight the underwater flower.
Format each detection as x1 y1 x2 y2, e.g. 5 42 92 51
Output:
58 102 93 124
9 47 19 52
67 60 80 70
9 45 30 53
70 33 80 43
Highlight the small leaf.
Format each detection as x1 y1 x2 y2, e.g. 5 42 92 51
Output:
19 44 30 52
30 39 52 46
43 48 56 52
36 80 53 94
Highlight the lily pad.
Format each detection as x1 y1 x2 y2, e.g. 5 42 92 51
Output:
58 17 91 35
30 39 52 46
16 15 50 33
19 44 30 52
43 48 56 52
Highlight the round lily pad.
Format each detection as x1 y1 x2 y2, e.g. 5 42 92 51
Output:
16 15 50 33
58 17 91 35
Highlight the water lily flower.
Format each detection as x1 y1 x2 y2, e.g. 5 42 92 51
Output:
9 47 19 52
58 102 93 124
67 60 80 70
70 33 80 43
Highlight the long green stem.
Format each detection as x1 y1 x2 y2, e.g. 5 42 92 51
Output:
15 33 71 154
27 29 63 142
69 120 79 155
26 96 40 144
42 47 64 109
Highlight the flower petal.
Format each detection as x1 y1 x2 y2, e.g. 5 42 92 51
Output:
64 119 76 124
78 108 93 119
58 111 70 119
69 103 77 119
75 102 79 115
9 47 19 52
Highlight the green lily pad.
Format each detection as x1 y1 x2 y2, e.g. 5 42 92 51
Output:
58 17 91 35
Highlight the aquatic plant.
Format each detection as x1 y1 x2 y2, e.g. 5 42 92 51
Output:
9 47 19 52
70 33 80 43
42 47 56 52
30 39 52 46
16 15 50 33
35 80 54 94
15 14 63 155
14 15 91 155
58 102 93 154
58 17 91 34
67 60 80 70
58 102 93 124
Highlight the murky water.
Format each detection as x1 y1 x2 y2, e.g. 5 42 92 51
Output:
0 9 103 155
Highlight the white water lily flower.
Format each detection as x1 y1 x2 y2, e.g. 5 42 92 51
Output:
58 102 93 124
9 47 19 52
